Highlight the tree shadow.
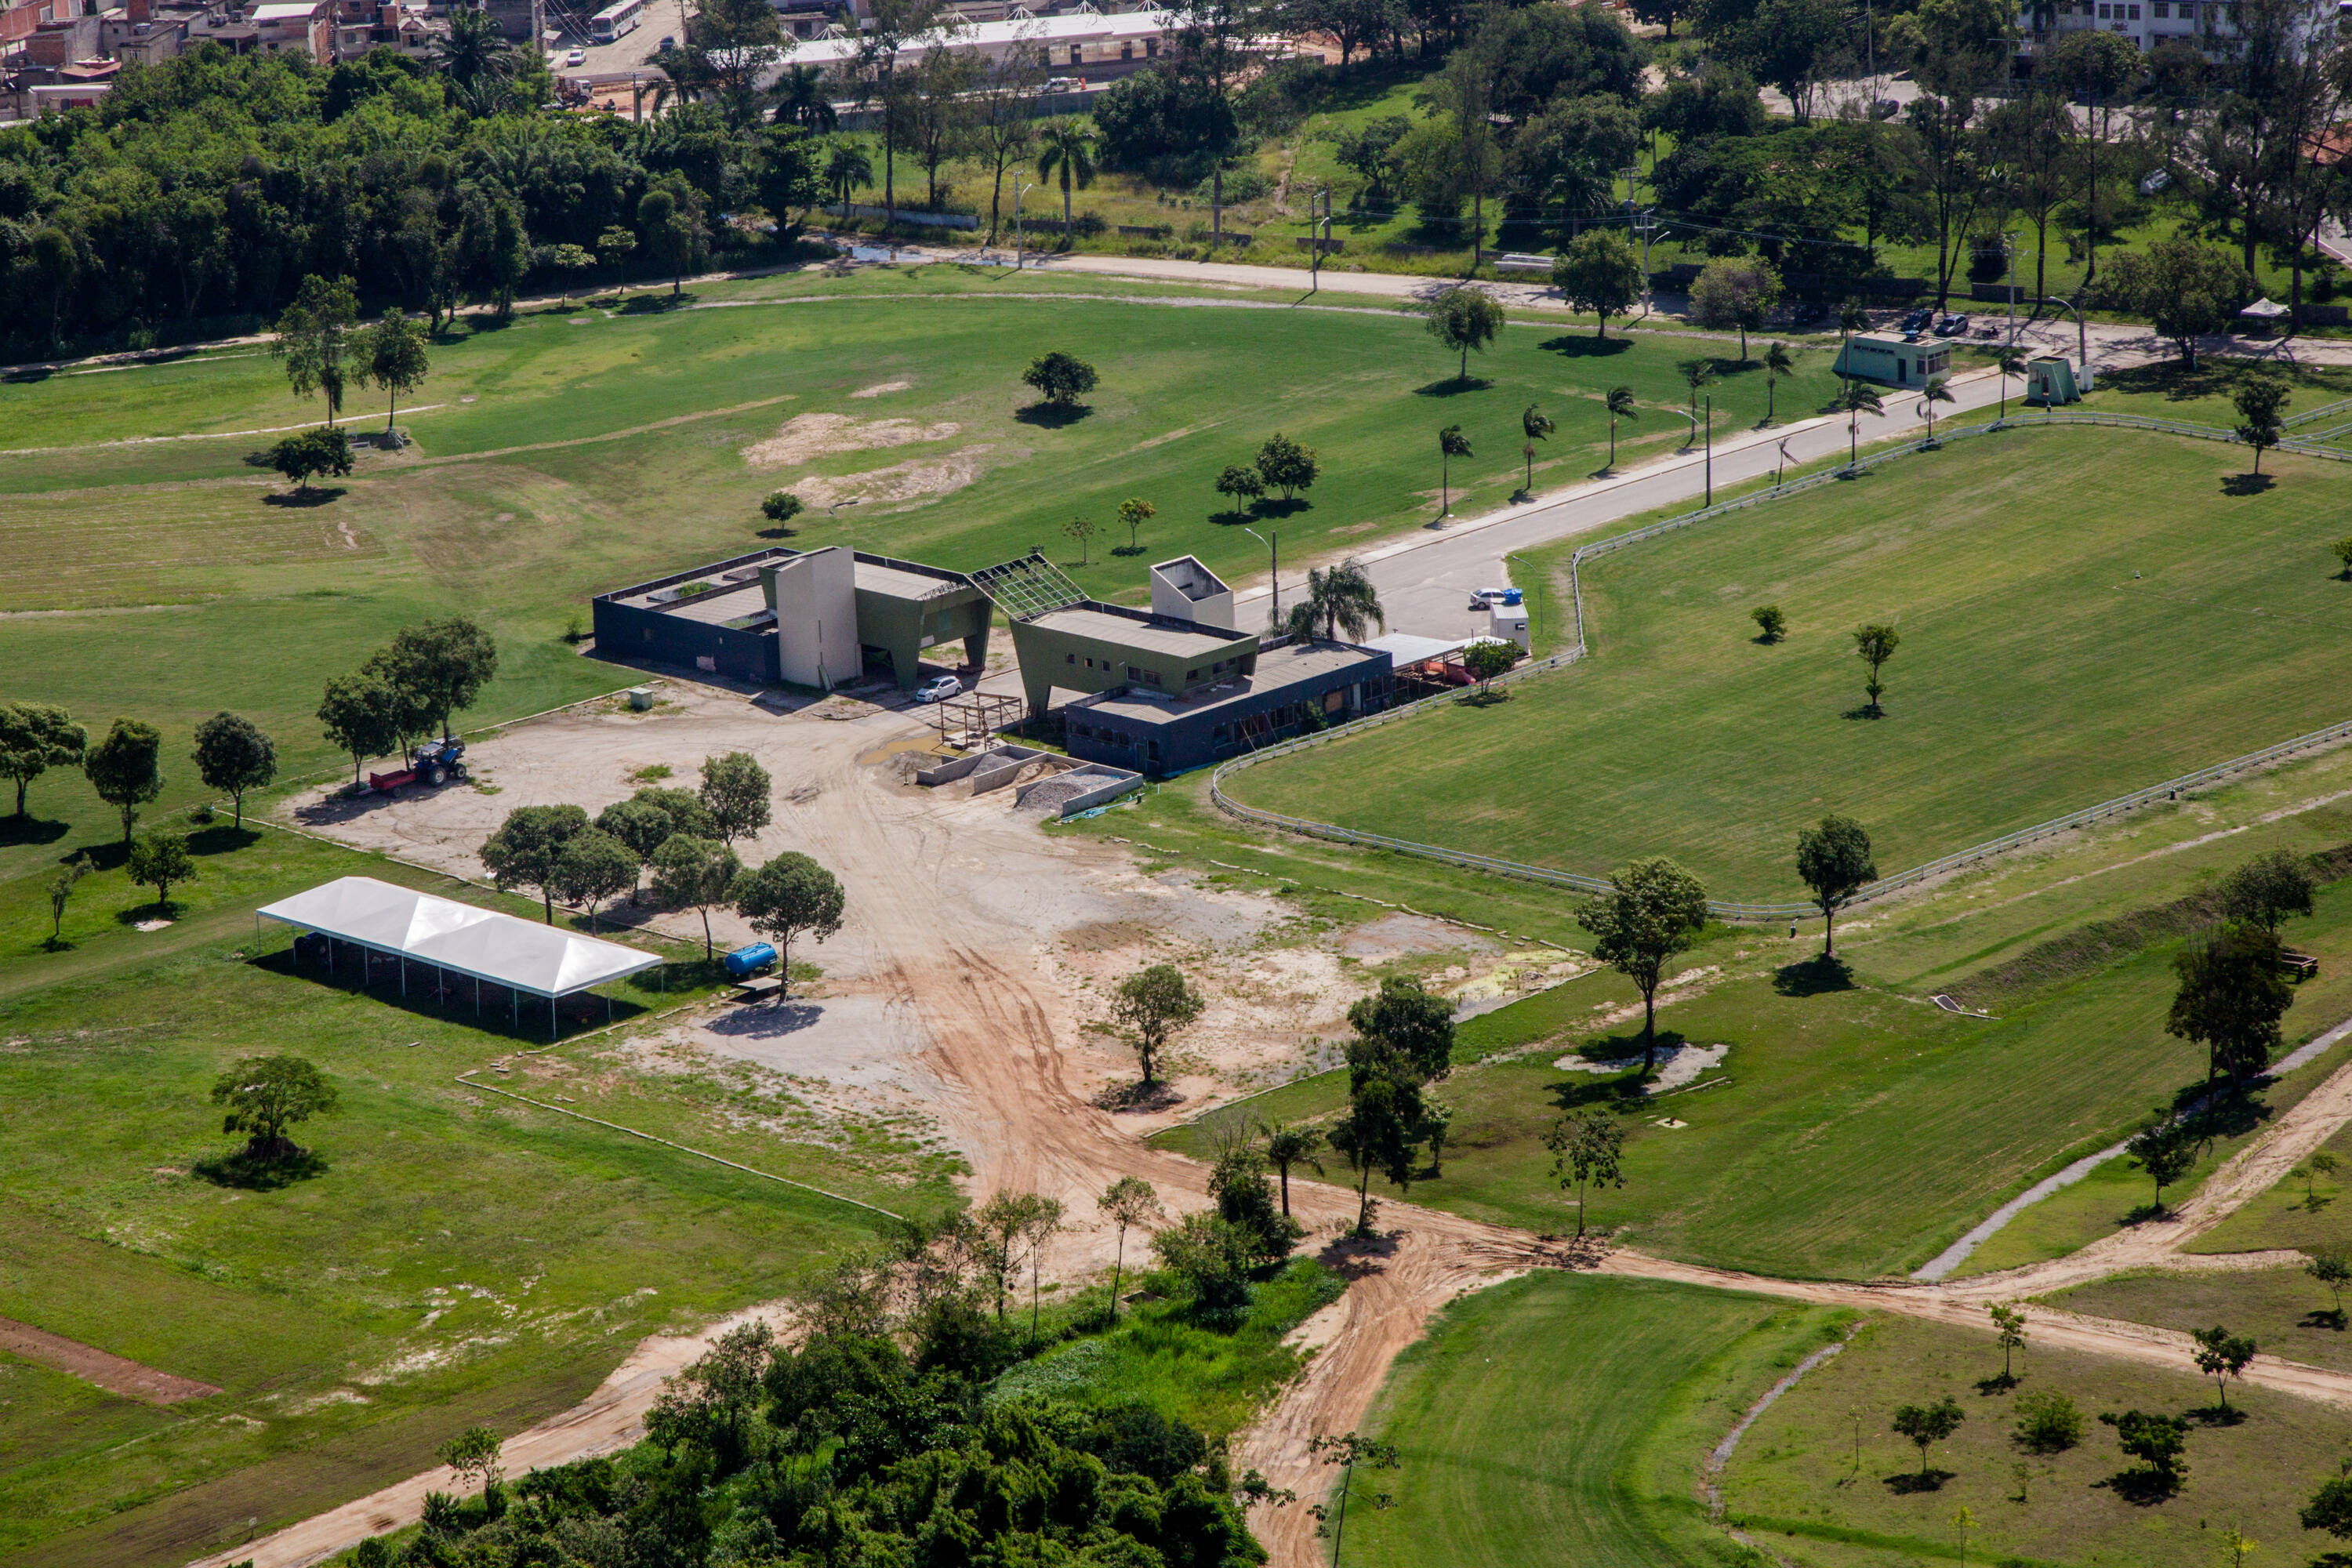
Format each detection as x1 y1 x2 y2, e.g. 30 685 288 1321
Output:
1775 954 1853 996
262 488 349 508
1258 496 1311 517
2220 472 2275 496
1094 1078 1185 1113
2 366 54 384
755 524 800 539
1883 1469 1953 1495
194 1145 330 1190
1842 702 1886 720
0 815 68 848
618 292 697 314
1414 376 1495 397
1015 401 1092 428
1975 1372 2020 1396
1537 334 1634 358
2118 1201 2171 1226
1209 508 1257 527
2096 1468 2183 1505
2188 1403 2248 1428
2301 1308 2349 1331
1110 544 1149 557
1454 687 1511 706
187 825 261 855
1316 1228 1402 1281
74 840 132 873
114 899 180 926
702 1001 825 1039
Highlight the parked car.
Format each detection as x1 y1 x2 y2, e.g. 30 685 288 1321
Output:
1898 307 1933 333
914 674 963 703
1466 586 1521 610
657 34 674 49
566 46 585 64
1934 313 1970 337
1044 75 1082 92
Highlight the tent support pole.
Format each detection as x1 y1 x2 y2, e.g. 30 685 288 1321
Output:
475 975 481 1017
550 996 557 1041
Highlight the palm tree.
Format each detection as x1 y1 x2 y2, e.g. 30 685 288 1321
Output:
1838 297 1868 348
432 5 514 96
1520 403 1554 493
1992 343 2029 421
1679 358 1717 446
1284 561 1385 644
771 64 838 132
1838 379 1885 468
1916 373 1954 445
1604 386 1636 470
1035 118 1098 230
1438 424 1472 515
824 141 875 215
1762 342 1794 425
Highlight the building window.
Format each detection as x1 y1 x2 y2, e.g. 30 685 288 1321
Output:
2128 5 2140 16
1120 41 1132 57
1069 43 1080 62
1066 652 1076 664
1186 670 1199 682
2153 2 2167 16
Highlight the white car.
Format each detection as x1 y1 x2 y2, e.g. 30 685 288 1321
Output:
914 675 963 703
566 47 586 65
1466 586 1514 610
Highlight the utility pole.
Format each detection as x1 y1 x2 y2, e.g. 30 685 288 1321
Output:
2004 233 2016 348
1244 525 1280 627
1309 187 1330 293
1013 179 1030 270
1212 166 1221 246
1704 395 1713 506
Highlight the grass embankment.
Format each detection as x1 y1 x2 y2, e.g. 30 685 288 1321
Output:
0 825 956 1568
0 268 1846 887
1339 1272 1847 1568
1719 1312 2352 1568
1227 427 2352 901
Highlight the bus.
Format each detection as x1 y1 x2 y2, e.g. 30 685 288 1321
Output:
590 0 643 43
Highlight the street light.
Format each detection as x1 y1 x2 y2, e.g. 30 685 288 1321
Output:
1243 525 1280 628
1013 179 1033 270
1504 551 1540 646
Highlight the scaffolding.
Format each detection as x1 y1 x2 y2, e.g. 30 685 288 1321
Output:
932 691 1025 749
969 549 1086 622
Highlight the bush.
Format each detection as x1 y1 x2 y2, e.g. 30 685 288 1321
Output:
2014 1390 2085 1453
1195 166 1273 205
1094 69 1238 174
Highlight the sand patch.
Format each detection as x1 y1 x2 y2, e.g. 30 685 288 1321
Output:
786 445 996 510
741 412 959 470
851 379 913 398
1553 1040 1728 1094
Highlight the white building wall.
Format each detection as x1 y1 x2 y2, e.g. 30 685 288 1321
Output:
770 546 860 691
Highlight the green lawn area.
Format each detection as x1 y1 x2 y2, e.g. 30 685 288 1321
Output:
1720 1312 2352 1568
1338 1271 1844 1568
0 826 955 1568
1226 428 2352 902
2190 1120 2352 1256
2043 1265 2352 1377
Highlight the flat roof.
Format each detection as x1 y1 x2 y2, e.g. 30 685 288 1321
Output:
1031 605 1248 659
665 583 771 626
855 558 969 601
1366 631 1472 666
1075 641 1386 728
257 876 663 998
1846 333 1946 352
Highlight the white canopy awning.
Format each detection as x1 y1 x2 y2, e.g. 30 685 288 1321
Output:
1366 632 1473 666
257 876 662 998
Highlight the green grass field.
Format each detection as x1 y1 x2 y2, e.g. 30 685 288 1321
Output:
2190 1120 2352 1256
1720 1311 2352 1568
1227 428 2352 901
1338 1271 1842 1568
2045 1265 2352 1376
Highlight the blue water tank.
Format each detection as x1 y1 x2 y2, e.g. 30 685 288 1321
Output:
1500 588 1524 606
724 943 778 978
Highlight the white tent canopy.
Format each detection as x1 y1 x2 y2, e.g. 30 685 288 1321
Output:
257 877 662 999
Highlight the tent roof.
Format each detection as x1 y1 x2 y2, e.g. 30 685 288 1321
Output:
1365 631 1473 666
257 876 663 998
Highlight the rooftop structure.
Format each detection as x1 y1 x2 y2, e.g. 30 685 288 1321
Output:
1065 637 1394 774
1149 555 1234 630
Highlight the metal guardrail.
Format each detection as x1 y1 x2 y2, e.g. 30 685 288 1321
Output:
1210 412 2352 920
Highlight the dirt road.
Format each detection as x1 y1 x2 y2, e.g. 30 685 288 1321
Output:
0 1317 221 1406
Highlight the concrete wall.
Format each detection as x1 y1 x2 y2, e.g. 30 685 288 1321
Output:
767 547 859 691
1068 648 1392 775
1149 556 1235 630
851 559 993 690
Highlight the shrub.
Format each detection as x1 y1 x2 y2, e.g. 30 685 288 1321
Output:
2014 1390 2085 1453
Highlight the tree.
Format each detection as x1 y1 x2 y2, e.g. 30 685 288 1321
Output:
191 713 275 829
1420 1094 1454 1175
272 273 360 426
548 244 595 303
1519 404 1555 495
1916 374 1955 445
1290 561 1385 645
212 1053 337 1163
318 672 402 786
1852 622 1900 715
551 827 638 932
267 426 355 496
2169 921 2292 1105
355 310 430 433
699 751 772 844
1689 257 1781 361
1062 515 1102 566
1035 117 1098 229
439 1426 504 1509
971 45 1045 244
1578 858 1710 1071
1762 342 1794 425
379 618 497 742
1329 1070 1419 1237
1114 498 1156 554
2095 236 2251 371
1264 1122 1323 1218
647 1319 774 1466
2013 1390 2085 1453
1991 344 2028 423
2336 538 2352 580
1752 605 1786 642
1604 386 1637 470
1214 464 1265 510
1987 1303 2027 1385
596 224 638 278
0 701 86 818
1019 1194 1066 1334
1255 433 1320 501
1838 379 1885 467
2102 1408 2188 1486
2190 1325 2256 1413
2220 849 2315 931
1023 350 1098 406
1552 230 1644 337
1795 815 1876 955
481 804 590 923
2125 1115 2198 1210
1544 1108 1624 1237
431 4 515 94
1149 1210 1257 1317
1308 1431 1402 1567
1423 285 1504 381
2234 375 2290 477
1437 424 1472 516
1097 1174 1164 1319
650 836 742 960
1462 638 1519 691
127 829 196 909
1348 975 1455 1083
637 184 704 298
896 43 982 212
1110 963 1204 1084
595 797 676 902
1892 1396 1964 1479
85 717 164 844
2306 1247 2349 1319
763 492 804 529
1208 1142 1295 1263
733 852 847 998
2306 1465 2352 1540
46 855 90 944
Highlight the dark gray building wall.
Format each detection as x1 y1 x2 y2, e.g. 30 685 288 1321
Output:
1065 650 1392 775
593 551 782 683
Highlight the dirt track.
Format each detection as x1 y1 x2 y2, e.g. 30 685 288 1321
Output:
0 1316 221 1406
197 684 2352 1568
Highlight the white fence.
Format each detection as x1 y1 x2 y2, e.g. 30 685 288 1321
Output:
1210 411 2352 921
